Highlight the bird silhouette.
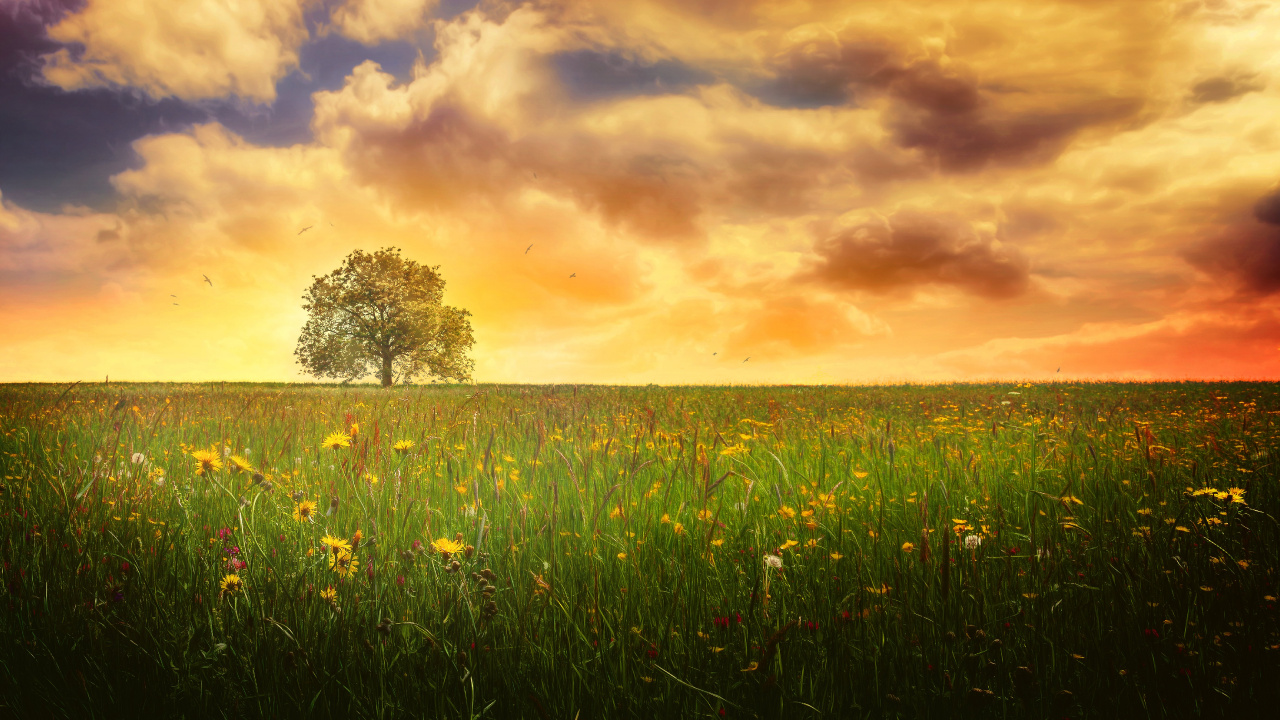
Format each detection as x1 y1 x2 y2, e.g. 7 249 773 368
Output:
533 172 538 179
712 352 717 356
329 221 334 227
569 273 576 278
203 275 213 287
170 294 177 297
173 303 179 306
525 244 533 254
1056 367 1061 373
743 357 750 363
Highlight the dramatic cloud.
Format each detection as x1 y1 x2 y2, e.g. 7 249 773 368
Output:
1184 189 1280 297
4 0 1280 383
805 211 1031 299
39 0 313 102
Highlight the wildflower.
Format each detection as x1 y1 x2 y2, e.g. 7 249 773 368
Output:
830 551 843 560
348 422 359 438
1228 487 1246 504
330 549 359 578
393 439 414 454
617 553 627 560
777 506 796 519
964 535 982 550
191 449 222 476
432 537 465 555
711 539 725 547
901 541 915 554
673 523 686 535
219 573 243 597
779 539 798 551
805 539 819 549
320 586 337 604
320 535 351 555
763 554 783 569
293 499 317 523
696 509 714 522
660 514 671 524
321 431 351 450
130 453 146 465
227 455 254 474
1175 526 1190 533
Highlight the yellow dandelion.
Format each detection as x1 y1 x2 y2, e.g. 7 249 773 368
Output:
320 586 337 604
227 455 254 474
321 431 351 450
1238 559 1251 569
673 522 686 535
329 549 359 578
219 573 243 597
432 537 465 555
320 534 351 555
348 422 359 438
696 509 713 522
711 539 725 547
660 513 671 524
393 439 415 454
617 552 627 560
777 506 796 519
1228 487 1247 504
830 551 843 560
805 539 820 549
779 539 799 551
901 541 915 554
293 499 317 523
191 449 222 476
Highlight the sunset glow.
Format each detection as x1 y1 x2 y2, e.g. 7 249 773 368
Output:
3 0 1280 383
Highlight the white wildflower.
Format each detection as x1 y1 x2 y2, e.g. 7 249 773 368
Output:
763 554 783 569
130 453 146 465
964 534 982 551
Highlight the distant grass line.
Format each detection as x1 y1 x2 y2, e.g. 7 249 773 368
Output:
1 381 1278 718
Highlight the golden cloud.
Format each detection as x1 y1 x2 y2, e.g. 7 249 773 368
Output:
39 0 314 102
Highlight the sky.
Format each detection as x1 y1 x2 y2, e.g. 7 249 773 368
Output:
2 0 1280 385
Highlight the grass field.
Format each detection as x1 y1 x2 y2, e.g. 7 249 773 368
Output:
1 381 1278 719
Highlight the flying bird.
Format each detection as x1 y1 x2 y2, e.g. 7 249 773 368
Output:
533 172 538 179
569 273 576 278
170 294 176 297
298 226 312 235
525 244 533 254
743 357 750 363
712 352 717 356
203 275 213 287
173 303 179 306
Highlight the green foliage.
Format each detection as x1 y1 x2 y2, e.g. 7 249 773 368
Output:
295 247 475 386
1 381 1279 719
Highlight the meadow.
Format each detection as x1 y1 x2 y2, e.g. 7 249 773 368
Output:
1 381 1278 719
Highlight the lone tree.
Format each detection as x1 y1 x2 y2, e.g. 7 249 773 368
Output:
295 247 475 386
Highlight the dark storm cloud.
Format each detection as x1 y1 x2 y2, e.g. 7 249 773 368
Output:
1184 189 1280 296
1255 188 1280 225
754 32 1142 172
1188 75 1263 104
804 210 1031 299
551 50 712 101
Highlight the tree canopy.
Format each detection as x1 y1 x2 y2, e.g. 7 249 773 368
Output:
295 248 474 386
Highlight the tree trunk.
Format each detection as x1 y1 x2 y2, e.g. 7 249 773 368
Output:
380 355 393 387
